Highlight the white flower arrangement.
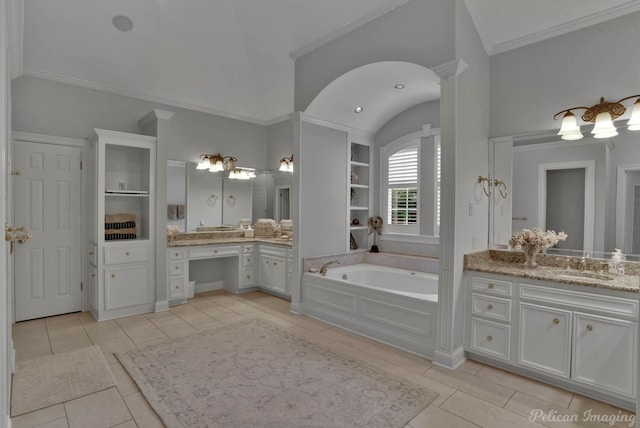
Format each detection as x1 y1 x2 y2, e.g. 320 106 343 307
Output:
166 225 180 241
509 227 567 251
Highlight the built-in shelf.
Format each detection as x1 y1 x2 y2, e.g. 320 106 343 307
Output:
350 226 368 231
105 190 149 195
350 184 368 189
350 206 368 210
350 161 369 168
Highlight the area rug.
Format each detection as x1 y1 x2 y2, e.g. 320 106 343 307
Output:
11 345 117 416
116 319 438 428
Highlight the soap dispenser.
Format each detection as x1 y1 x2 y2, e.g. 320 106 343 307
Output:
608 248 625 275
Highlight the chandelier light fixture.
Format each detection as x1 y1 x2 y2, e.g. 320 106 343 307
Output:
554 94 640 140
279 154 294 173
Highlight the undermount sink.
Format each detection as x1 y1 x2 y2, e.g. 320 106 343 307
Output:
553 270 615 281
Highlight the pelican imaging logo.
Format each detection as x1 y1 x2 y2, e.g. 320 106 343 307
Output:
529 409 635 426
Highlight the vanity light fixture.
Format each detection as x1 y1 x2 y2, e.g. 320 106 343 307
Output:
196 154 237 172
554 94 640 140
228 167 256 180
279 154 294 173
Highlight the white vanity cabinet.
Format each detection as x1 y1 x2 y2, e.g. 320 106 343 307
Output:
258 245 289 295
168 248 188 303
86 129 156 321
465 272 638 409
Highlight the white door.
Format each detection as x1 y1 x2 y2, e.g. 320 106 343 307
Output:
13 141 82 321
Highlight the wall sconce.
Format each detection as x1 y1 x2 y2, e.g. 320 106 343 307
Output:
477 176 508 199
279 154 294 173
197 154 237 172
554 94 640 140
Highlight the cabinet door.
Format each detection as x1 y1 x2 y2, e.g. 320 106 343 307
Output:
573 312 636 397
259 255 272 288
519 303 571 378
104 264 151 310
269 256 287 293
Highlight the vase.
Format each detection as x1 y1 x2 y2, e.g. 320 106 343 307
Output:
522 244 540 268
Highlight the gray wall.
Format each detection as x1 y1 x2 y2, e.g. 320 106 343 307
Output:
298 122 347 257
294 0 455 112
12 75 269 170
490 11 640 138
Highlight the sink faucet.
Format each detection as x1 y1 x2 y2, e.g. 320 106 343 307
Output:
319 260 339 276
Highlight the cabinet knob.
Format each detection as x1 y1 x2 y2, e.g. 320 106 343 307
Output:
486 335 493 342
487 304 493 310
246 275 251 279
553 318 560 325
126 252 130 256
89 251 94 255
586 324 593 331
111 274 116 278
175 252 179 257
214 250 218 254
487 283 494 289
273 262 277 266
175 266 179 270
91 273 95 277
176 285 179 289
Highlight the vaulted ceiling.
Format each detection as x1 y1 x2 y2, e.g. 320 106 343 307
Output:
14 0 640 130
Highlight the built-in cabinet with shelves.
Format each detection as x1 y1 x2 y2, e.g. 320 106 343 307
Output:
87 129 156 321
348 134 373 251
465 272 638 410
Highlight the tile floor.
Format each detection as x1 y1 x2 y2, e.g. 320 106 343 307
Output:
11 290 636 428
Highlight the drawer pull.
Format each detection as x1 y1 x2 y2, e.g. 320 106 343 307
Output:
175 266 179 270
89 251 94 255
487 304 493 310
486 335 493 342
126 252 130 256
91 273 95 277
553 318 560 325
175 252 180 257
175 285 180 289
586 324 593 331
273 262 277 266
214 250 218 254
111 274 116 278
487 283 494 289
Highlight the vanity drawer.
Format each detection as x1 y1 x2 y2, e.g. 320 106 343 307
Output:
189 246 240 259
241 268 254 287
88 243 97 266
472 277 512 296
259 245 287 258
169 260 186 276
470 318 511 360
104 245 150 265
169 249 187 260
169 276 187 299
520 284 638 317
242 255 254 266
472 294 511 322
243 245 254 254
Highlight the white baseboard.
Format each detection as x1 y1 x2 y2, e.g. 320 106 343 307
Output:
154 300 169 312
432 346 466 370
195 281 223 293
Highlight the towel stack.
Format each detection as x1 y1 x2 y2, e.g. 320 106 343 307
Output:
167 205 185 220
105 213 137 240
254 218 277 237
280 219 293 237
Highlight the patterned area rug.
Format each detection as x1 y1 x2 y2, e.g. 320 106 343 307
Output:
11 346 117 416
117 319 438 428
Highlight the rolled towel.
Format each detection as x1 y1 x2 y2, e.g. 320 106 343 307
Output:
105 213 136 223
105 228 136 235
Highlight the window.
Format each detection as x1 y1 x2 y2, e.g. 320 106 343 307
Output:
380 134 441 239
387 147 418 229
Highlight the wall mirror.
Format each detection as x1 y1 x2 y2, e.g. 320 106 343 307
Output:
166 161 292 231
490 129 640 258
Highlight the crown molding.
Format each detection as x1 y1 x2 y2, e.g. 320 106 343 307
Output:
8 0 23 79
466 0 640 56
12 131 85 147
289 0 413 60
432 59 468 79
23 67 273 126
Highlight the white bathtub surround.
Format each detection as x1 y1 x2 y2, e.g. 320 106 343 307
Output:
303 250 439 274
301 262 438 358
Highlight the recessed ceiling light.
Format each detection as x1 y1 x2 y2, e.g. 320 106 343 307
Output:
354 106 363 114
394 84 405 89
112 15 134 32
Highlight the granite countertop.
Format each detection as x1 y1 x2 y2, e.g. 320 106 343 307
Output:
167 231 292 248
465 250 639 293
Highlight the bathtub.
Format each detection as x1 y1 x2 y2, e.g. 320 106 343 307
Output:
301 263 438 358
322 264 438 301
